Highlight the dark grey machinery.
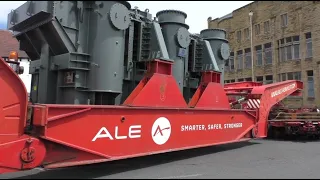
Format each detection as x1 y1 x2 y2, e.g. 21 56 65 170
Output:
156 10 190 92
200 29 230 85
7 1 230 105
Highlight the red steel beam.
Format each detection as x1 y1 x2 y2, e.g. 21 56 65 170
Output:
224 81 263 88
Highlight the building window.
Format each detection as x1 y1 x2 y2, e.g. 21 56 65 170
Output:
280 73 286 81
256 76 263 83
293 36 300 59
244 28 249 39
287 72 301 80
264 21 270 33
265 75 273 84
278 36 300 61
279 72 301 82
255 45 263 66
294 72 301 80
229 52 235 71
225 28 230 39
307 70 315 98
255 24 260 35
237 31 241 42
280 13 288 27
286 37 293 60
306 32 312 58
287 72 294 80
279 38 286 62
245 77 252 82
230 79 235 83
237 50 243 70
245 48 251 68
264 42 272 65
225 80 230 84
238 78 244 82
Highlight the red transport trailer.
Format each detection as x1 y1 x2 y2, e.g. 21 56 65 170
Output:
224 81 320 139
267 103 320 139
0 0 303 174
0 56 302 174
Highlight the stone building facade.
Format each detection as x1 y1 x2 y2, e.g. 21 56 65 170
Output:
208 1 320 107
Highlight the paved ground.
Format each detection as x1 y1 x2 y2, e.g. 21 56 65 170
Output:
1 139 320 179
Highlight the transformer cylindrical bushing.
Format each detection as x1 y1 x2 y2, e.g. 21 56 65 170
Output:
200 28 230 62
87 1 131 93
156 9 191 93
200 28 230 85
156 10 188 26
200 28 227 40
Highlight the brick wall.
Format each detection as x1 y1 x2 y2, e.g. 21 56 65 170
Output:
208 1 320 107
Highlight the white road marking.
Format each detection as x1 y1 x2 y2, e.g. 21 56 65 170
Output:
157 173 203 179
34 167 45 171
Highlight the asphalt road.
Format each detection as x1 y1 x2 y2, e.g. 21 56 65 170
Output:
2 139 320 179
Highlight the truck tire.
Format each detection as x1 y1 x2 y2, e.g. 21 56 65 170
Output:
267 125 274 139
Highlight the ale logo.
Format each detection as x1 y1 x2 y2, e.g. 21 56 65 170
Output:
151 117 171 145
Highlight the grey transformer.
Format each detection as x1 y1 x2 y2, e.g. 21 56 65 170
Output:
7 1 230 105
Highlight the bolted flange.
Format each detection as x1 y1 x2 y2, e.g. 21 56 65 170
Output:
20 147 36 163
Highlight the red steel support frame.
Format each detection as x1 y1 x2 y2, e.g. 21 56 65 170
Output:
224 81 303 136
0 58 302 174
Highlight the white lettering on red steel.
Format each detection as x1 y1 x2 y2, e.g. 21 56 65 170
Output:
91 125 141 141
271 83 296 98
151 117 171 145
181 123 243 131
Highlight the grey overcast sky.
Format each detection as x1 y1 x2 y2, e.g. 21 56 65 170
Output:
0 1 252 33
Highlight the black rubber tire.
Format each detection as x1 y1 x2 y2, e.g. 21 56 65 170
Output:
267 125 274 139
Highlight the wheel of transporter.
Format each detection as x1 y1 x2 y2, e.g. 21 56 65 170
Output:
272 127 280 139
273 127 285 139
267 124 274 139
251 126 258 139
